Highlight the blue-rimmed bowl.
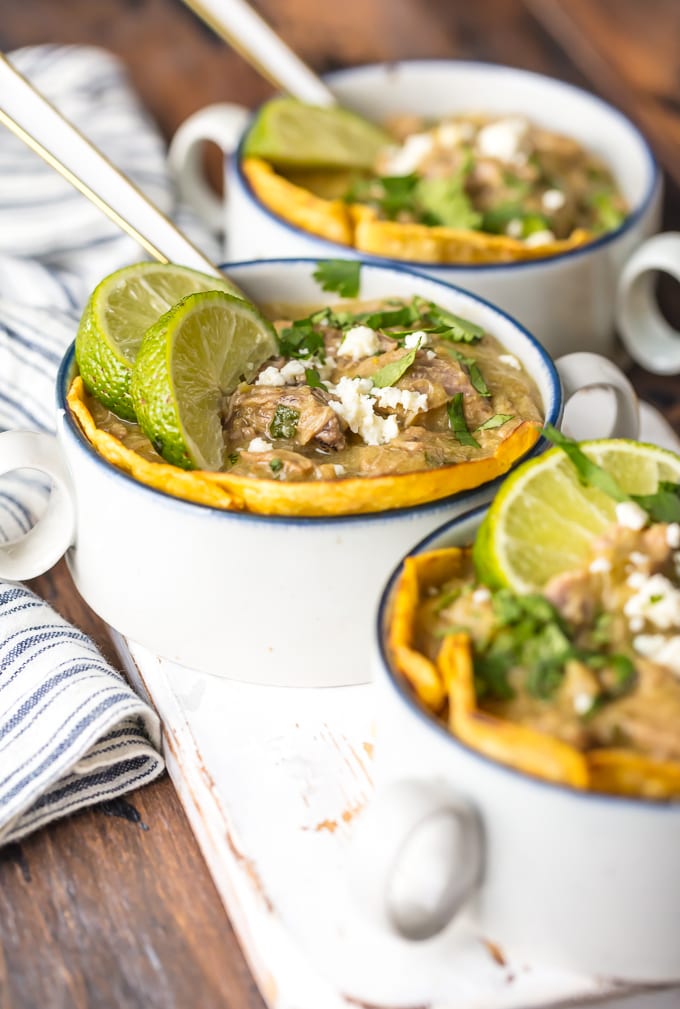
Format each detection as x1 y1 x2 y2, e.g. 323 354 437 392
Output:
170 60 661 361
352 504 680 981
0 259 635 686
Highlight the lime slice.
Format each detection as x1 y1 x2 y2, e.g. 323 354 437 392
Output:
130 291 277 471
244 97 391 170
76 262 244 421
474 439 680 592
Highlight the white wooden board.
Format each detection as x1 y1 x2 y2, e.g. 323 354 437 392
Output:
114 403 680 1009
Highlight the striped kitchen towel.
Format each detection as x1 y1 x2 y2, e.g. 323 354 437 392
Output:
0 45 221 845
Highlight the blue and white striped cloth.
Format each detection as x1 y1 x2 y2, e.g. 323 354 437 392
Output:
0 45 220 844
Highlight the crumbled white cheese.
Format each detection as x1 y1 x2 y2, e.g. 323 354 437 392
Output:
309 354 336 381
256 365 286 387
505 218 523 239
371 386 429 415
589 557 612 574
255 359 307 387
629 551 647 567
328 376 399 446
337 325 381 361
629 616 645 633
624 572 680 630
426 350 436 360
542 188 566 211
380 132 435 175
666 524 680 549
573 692 594 715
436 121 474 148
524 229 556 248
633 634 680 676
333 464 347 477
616 501 648 531
247 437 272 453
498 353 522 371
476 117 529 163
281 359 306 382
472 587 491 605
404 330 430 350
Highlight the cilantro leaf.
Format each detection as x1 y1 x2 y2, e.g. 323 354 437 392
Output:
371 348 417 388
476 413 514 431
416 298 484 343
542 425 629 502
305 368 327 392
631 482 680 523
415 175 482 230
277 320 326 361
469 362 491 397
269 405 299 440
447 393 480 448
445 348 475 366
313 260 361 298
269 458 283 473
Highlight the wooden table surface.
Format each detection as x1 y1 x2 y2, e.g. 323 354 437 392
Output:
1 2 679 1007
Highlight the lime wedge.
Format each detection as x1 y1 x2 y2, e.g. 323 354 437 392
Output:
473 439 680 592
76 262 244 421
244 97 391 170
130 291 277 471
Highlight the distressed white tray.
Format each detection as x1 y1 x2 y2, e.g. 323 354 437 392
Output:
115 404 680 1009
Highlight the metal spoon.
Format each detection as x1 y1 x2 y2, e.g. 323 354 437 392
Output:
0 53 226 279
180 0 336 106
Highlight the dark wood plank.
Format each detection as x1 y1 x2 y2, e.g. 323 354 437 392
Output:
0 2 679 1008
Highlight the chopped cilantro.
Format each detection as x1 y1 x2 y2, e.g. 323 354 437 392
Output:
445 348 475 367
476 413 514 431
371 348 417 388
416 298 484 343
543 425 680 522
629 482 680 523
357 304 420 330
469 362 491 397
482 205 550 237
415 175 482 230
312 260 361 298
269 458 283 473
277 319 326 361
542 425 629 502
447 393 480 448
227 452 240 466
588 189 626 232
305 367 327 392
269 405 299 440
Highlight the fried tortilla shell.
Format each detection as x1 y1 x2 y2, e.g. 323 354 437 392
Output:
437 631 590 789
68 377 540 518
587 750 680 800
351 205 592 265
242 158 353 245
242 156 593 265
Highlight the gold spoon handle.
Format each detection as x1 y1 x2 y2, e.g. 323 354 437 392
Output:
0 53 224 279
181 0 336 106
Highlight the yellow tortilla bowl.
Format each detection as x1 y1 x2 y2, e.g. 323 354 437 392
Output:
67 376 540 518
389 547 680 799
242 156 592 265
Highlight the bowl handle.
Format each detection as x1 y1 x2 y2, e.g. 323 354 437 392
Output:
616 232 680 376
168 103 251 233
349 779 483 940
0 431 75 580
554 352 639 440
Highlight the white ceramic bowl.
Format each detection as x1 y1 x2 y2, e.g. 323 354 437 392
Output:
351 505 680 981
169 60 662 364
0 259 638 686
